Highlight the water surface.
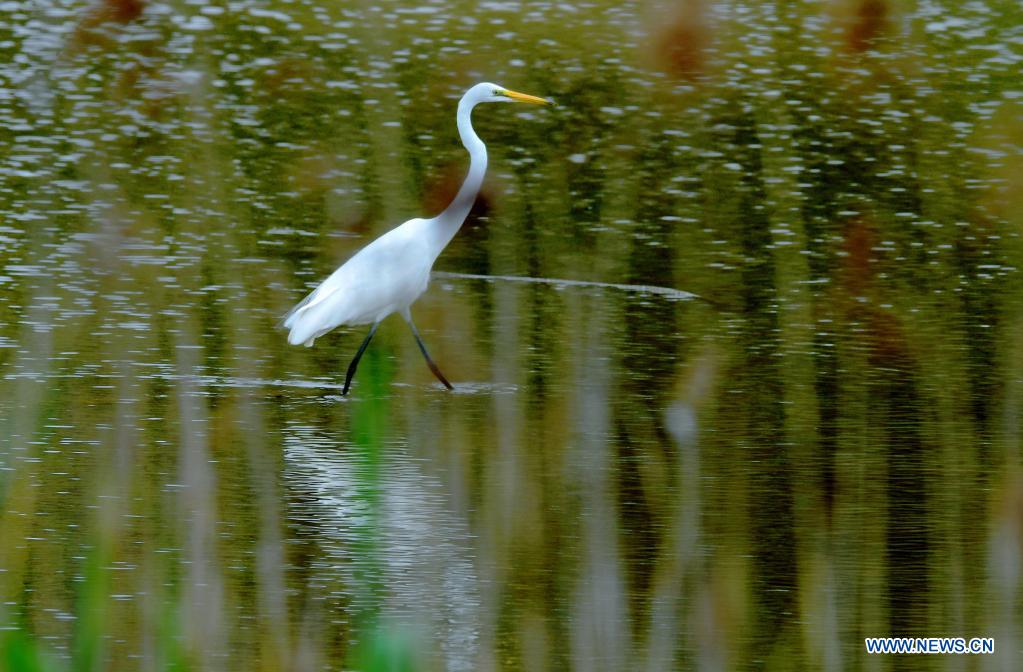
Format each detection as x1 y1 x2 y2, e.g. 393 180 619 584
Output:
1 0 1022 669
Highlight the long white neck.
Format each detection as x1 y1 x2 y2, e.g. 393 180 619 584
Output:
427 96 487 256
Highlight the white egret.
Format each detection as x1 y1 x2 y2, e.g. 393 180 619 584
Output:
282 82 553 395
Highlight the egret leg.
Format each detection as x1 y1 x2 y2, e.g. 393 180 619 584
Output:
343 323 379 396
402 310 454 390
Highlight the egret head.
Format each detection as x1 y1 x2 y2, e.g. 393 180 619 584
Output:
466 82 553 106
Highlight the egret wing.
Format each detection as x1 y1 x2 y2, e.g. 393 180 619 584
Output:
281 219 433 346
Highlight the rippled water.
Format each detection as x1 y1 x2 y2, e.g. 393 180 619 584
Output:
1 0 1022 669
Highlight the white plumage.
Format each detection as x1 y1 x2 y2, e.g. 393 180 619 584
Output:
283 218 432 346
281 82 552 394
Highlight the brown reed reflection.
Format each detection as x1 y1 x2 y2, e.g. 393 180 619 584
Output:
1 0 1019 669
841 0 891 53
71 0 146 51
646 0 711 81
83 0 145 26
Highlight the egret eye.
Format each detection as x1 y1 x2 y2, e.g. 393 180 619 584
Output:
493 89 503 97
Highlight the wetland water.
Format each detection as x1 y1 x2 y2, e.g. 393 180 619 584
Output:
1 0 1022 669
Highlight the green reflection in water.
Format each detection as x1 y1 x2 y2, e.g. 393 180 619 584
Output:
1 0 1022 670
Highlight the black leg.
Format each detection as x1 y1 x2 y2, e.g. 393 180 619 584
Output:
404 314 454 390
343 323 378 396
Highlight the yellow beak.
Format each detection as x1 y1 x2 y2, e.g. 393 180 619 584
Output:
501 88 554 105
